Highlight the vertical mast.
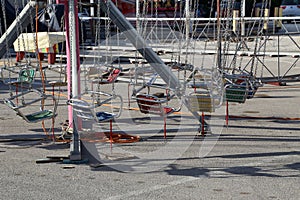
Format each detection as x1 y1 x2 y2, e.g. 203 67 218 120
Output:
241 0 245 37
185 0 190 42
136 0 140 32
217 0 222 70
69 0 81 160
69 0 80 99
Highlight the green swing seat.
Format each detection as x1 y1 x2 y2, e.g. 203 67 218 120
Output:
4 89 57 123
6 68 36 85
225 84 248 103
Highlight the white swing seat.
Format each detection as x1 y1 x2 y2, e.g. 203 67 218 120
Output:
67 99 116 123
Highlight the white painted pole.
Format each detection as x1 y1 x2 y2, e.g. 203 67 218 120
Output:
90 0 95 16
136 0 140 32
241 0 245 36
69 0 81 161
233 10 239 34
69 1 78 99
185 0 190 42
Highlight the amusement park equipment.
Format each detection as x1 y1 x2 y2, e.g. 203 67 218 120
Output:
3 89 58 140
82 64 124 119
225 82 248 103
67 94 139 144
67 98 116 125
99 0 181 93
4 89 57 123
135 93 177 139
67 97 116 147
1 66 36 89
90 67 121 85
184 68 224 135
0 1 65 142
2 0 300 165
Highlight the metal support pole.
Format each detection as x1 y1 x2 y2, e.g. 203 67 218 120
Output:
241 0 245 36
216 0 221 70
69 0 81 161
136 0 140 32
264 8 269 31
185 0 190 41
279 7 283 29
90 0 95 16
233 10 239 34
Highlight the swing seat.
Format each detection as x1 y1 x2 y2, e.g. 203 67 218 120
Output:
186 92 215 113
68 98 139 144
91 68 121 85
4 89 58 123
135 94 176 116
96 112 115 122
246 81 260 99
225 84 248 103
135 93 176 139
24 110 56 123
67 99 116 123
5 68 35 86
67 98 117 144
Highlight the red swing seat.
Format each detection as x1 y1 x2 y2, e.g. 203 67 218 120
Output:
135 93 176 139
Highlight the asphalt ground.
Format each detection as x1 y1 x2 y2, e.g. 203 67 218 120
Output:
0 72 300 199
0 34 300 199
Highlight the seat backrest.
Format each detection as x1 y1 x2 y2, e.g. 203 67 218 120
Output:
225 83 248 103
186 92 215 113
136 94 164 116
67 99 96 121
18 68 35 84
107 68 121 83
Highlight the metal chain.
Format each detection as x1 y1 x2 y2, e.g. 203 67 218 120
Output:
105 0 112 66
1 0 13 97
69 0 75 98
221 0 233 71
14 0 26 64
29 1 38 66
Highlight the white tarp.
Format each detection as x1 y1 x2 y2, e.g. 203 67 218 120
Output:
13 32 66 52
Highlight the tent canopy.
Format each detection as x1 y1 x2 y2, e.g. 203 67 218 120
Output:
13 32 66 52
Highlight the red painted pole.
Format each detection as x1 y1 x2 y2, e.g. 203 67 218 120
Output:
110 120 113 150
201 112 205 136
226 101 229 127
164 116 167 139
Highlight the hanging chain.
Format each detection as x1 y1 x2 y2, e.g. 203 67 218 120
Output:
105 0 112 66
29 1 38 66
1 0 13 97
